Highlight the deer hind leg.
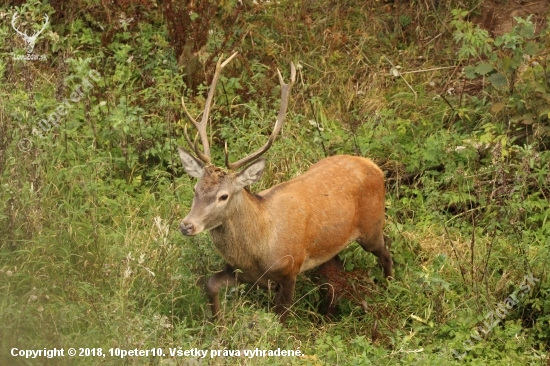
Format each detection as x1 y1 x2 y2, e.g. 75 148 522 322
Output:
273 277 296 323
317 255 345 317
357 234 393 278
206 264 239 320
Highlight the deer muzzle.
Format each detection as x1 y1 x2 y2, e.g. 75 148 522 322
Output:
179 221 196 236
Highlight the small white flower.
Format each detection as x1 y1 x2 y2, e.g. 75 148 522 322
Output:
124 267 132 278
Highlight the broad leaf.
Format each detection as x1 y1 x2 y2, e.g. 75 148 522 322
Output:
488 73 507 88
491 102 505 114
464 65 477 79
525 41 539 56
475 63 494 75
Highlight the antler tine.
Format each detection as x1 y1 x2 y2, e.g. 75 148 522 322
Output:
181 51 238 164
11 13 25 37
11 13 49 37
183 123 195 151
183 124 210 163
37 14 49 35
225 62 296 170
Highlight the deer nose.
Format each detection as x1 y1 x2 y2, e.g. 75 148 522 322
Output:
180 222 195 236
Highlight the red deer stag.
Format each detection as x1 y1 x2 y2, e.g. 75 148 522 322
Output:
178 52 392 323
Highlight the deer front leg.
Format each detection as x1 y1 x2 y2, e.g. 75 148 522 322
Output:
206 264 239 320
274 277 296 323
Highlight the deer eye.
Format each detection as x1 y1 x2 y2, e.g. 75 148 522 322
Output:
219 194 229 201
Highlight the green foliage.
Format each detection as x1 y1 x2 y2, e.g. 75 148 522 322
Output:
1 1 549 365
452 12 550 151
451 9 493 60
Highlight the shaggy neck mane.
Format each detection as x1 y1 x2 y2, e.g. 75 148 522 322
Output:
210 188 270 264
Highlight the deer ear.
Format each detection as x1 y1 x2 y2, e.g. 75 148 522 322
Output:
236 158 265 189
178 147 203 178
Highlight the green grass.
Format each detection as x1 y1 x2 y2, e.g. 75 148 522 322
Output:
1 0 549 365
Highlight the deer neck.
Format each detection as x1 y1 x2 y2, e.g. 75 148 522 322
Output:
209 189 270 268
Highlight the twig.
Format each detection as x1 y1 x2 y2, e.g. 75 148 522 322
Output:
399 66 455 75
441 64 461 99
481 228 497 296
439 93 455 112
470 211 476 301
382 55 417 100
443 225 467 285
424 33 443 46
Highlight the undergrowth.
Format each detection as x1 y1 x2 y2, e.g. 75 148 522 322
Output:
1 0 549 365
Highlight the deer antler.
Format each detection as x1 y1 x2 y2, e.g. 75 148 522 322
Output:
11 13 49 53
181 52 239 165
225 62 296 170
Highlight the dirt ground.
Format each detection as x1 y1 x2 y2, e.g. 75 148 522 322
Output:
477 0 550 35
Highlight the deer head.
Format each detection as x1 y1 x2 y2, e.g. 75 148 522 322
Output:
12 12 49 54
178 52 296 236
